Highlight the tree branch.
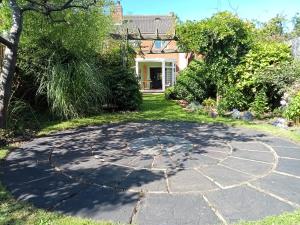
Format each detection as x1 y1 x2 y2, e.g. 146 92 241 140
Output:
22 0 98 13
0 36 13 49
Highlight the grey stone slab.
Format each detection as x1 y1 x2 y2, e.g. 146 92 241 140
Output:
273 147 300 159
230 141 270 151
135 193 221 225
1 160 55 185
7 174 86 209
221 157 273 176
231 149 275 163
171 153 219 168
152 155 175 169
276 158 300 177
129 155 154 169
263 138 300 149
120 169 167 192
168 169 218 192
251 173 300 205
202 151 229 160
63 164 133 187
205 186 295 223
198 165 254 187
55 187 139 224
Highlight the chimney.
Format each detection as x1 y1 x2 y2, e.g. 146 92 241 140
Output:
112 0 123 24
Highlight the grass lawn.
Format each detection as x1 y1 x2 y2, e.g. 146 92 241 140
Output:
1 93 300 225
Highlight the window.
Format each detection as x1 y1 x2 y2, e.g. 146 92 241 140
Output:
154 40 165 49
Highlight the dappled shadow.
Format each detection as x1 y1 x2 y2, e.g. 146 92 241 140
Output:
0 121 272 223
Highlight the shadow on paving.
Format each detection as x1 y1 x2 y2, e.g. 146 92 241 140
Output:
0 121 270 223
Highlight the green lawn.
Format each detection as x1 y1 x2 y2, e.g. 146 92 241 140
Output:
1 94 300 225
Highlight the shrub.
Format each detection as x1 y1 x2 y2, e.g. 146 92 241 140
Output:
165 87 176 100
103 67 142 111
250 90 269 118
186 101 203 113
174 61 215 102
6 99 41 136
202 98 217 111
218 87 248 114
284 92 300 121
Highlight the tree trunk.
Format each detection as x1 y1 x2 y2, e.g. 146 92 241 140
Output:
0 0 22 129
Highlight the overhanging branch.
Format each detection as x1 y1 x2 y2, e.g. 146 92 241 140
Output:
22 0 98 14
0 36 13 49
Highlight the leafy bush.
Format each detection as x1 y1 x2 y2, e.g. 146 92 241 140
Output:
202 98 217 110
174 61 215 102
99 47 142 111
103 67 142 111
284 92 300 121
218 87 249 113
7 99 40 134
165 87 176 100
250 90 269 118
186 101 203 113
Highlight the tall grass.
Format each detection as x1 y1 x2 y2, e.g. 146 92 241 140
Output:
38 60 108 119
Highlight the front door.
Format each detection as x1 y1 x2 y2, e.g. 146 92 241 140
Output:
150 67 162 90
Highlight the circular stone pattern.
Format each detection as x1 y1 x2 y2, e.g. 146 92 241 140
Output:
50 122 276 192
4 121 300 225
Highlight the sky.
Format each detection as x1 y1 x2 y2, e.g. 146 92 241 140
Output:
121 0 300 26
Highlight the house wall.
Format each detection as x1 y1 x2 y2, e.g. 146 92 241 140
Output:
136 40 188 72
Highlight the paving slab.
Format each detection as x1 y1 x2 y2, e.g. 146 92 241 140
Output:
276 158 300 177
168 169 218 192
6 174 86 209
1 160 55 185
230 141 270 151
251 173 300 205
55 187 139 224
272 146 300 159
119 169 167 192
135 193 221 225
220 157 273 176
231 149 275 163
198 165 254 187
263 138 300 148
205 185 295 224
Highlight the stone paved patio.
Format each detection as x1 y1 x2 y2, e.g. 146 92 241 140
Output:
2 121 300 225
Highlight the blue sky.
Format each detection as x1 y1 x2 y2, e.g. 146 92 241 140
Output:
121 0 300 25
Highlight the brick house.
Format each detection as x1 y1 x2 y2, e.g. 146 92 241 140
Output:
113 1 191 92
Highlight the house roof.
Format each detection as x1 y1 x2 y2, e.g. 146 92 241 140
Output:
122 15 176 35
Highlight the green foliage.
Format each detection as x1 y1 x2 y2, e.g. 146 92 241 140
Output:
202 98 217 110
292 13 300 37
98 47 142 111
258 15 286 40
7 98 40 133
174 60 215 102
38 60 107 119
186 101 203 113
165 87 176 100
250 90 269 118
218 86 249 113
284 92 300 121
236 42 293 109
177 11 253 89
237 41 292 89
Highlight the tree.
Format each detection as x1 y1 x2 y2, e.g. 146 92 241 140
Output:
177 12 253 98
292 13 300 37
0 0 103 128
259 15 286 40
